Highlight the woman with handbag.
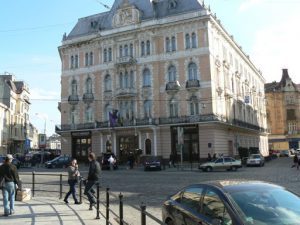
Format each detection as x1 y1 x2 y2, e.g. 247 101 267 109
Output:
0 154 20 216
64 159 81 204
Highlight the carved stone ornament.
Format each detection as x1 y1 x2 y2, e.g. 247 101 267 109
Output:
113 1 140 28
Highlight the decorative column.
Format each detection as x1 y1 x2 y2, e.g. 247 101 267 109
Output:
151 127 157 156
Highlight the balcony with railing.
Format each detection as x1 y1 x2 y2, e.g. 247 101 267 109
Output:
116 56 136 66
186 79 200 90
68 95 79 105
83 93 94 104
56 114 267 133
166 81 180 93
115 88 137 98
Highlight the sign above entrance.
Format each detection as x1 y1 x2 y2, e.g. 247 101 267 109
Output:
71 131 91 137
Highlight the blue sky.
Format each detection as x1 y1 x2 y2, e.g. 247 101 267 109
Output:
1 0 299 136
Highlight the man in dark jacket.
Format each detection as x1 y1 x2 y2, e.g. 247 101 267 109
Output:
0 154 20 216
84 152 101 209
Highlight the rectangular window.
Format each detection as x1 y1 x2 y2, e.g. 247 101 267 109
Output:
287 109 296 120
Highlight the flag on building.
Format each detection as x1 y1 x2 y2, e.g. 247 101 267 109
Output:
109 110 118 127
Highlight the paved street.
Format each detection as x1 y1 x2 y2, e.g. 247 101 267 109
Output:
1 157 300 224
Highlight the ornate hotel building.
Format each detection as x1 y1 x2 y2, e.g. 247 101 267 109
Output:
57 0 268 162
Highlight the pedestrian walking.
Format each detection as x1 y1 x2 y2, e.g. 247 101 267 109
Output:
108 155 115 170
64 159 81 204
0 154 20 216
291 154 298 168
84 152 101 209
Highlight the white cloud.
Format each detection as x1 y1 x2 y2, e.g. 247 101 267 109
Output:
251 13 300 83
239 0 265 12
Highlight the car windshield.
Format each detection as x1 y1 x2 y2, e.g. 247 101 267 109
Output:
228 187 300 225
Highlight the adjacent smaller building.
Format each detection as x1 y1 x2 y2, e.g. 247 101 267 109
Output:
0 73 31 154
265 69 300 151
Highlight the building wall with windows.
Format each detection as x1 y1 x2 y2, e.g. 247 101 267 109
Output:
265 69 300 150
57 0 268 162
0 73 31 154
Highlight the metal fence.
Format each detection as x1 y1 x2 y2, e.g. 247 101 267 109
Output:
20 172 165 225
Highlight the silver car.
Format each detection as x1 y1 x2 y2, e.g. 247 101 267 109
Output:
246 154 265 167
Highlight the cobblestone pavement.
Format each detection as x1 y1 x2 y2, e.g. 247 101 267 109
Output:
1 157 299 225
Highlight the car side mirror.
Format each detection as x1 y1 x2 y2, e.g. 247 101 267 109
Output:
211 218 222 225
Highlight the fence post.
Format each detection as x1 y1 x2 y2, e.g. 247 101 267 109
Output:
141 203 146 225
59 174 63 199
119 193 123 225
79 178 82 204
106 188 110 225
32 171 35 198
96 184 100 219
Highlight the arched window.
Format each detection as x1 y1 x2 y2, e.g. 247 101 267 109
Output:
124 71 129 88
144 100 152 118
124 44 129 56
145 139 151 155
141 41 145 56
143 68 151 87
192 32 197 48
166 37 170 52
71 55 74 68
75 55 79 68
130 44 133 57
119 72 124 89
130 70 134 88
185 34 190 49
104 74 112 91
188 63 198 80
104 49 107 62
146 40 150 55
86 77 92 94
71 79 78 95
89 52 93 65
119 46 123 57
190 96 199 115
108 48 112 61
169 99 178 117
171 36 176 51
168 65 176 82
85 106 93 122
85 53 89 66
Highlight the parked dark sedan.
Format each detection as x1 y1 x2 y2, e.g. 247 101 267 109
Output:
45 155 71 168
144 156 162 171
162 180 300 225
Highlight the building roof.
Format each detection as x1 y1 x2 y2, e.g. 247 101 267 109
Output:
265 69 299 93
66 0 204 40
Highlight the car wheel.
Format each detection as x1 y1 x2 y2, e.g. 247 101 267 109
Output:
206 166 213 172
231 166 237 171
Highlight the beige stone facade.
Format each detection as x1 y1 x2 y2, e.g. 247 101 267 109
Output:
265 69 300 151
57 0 268 162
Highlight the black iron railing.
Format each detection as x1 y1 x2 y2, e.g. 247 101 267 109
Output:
20 172 165 225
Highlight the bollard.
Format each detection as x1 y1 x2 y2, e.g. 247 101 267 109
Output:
79 178 83 204
119 193 124 225
141 203 146 225
32 171 35 198
59 174 63 199
96 184 100 219
106 188 110 225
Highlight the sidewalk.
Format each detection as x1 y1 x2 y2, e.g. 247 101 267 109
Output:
0 197 106 225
